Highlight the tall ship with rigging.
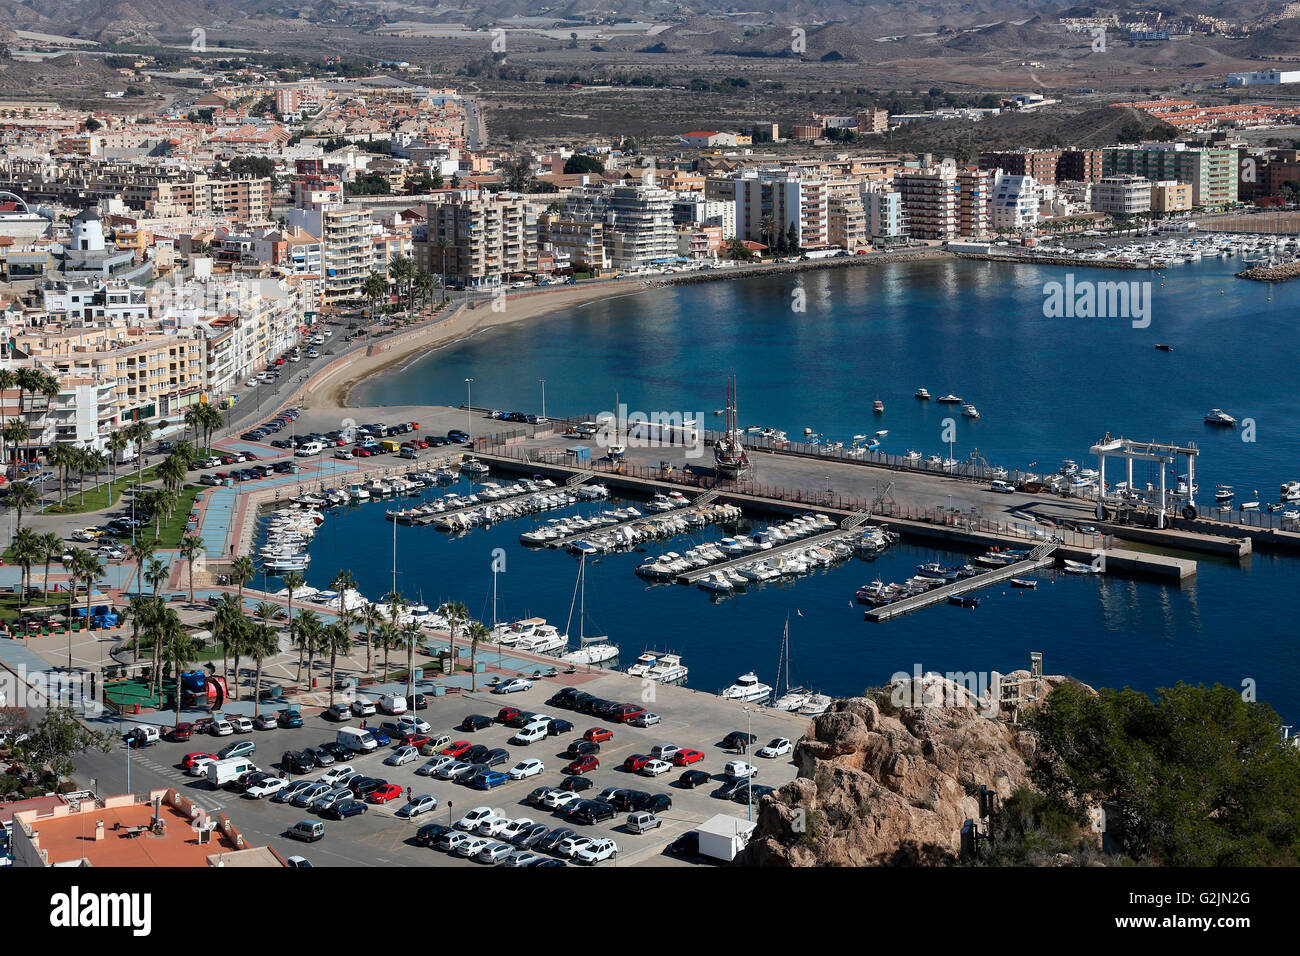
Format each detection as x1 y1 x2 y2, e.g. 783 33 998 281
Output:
714 375 752 479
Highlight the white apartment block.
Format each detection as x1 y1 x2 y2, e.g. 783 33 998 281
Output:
734 170 830 249
991 174 1041 232
1091 175 1152 216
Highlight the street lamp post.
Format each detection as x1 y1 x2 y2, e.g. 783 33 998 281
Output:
465 378 474 443
744 706 754 823
539 379 546 420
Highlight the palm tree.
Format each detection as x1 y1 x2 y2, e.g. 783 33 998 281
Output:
128 539 157 598
443 600 468 671
83 448 108 500
124 594 155 665
11 527 41 600
467 620 489 692
144 557 168 600
128 419 155 492
199 403 223 453
377 621 397 682
230 555 255 608
282 569 305 656
211 593 243 695
184 405 204 447
4 417 28 474
161 615 198 723
14 367 43 463
435 237 450 296
362 271 387 317
248 622 279 711
38 531 62 595
178 532 204 602
106 429 129 502
324 621 352 706
359 601 381 676
293 609 322 683
7 481 38 534
330 569 355 629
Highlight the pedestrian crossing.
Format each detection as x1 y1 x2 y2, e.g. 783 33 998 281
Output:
130 754 226 811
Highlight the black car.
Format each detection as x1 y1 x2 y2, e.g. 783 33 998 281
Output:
412 694 428 711
610 789 650 812
567 800 616 825
415 823 452 847
592 700 624 719
733 784 775 804
722 731 759 751
461 744 489 764
526 787 552 808
321 799 369 820
666 831 702 860
482 748 509 767
281 750 315 774
536 827 577 853
644 793 673 813
460 714 492 732
546 718 574 737
303 746 335 767
678 769 711 789
558 775 594 793
717 777 752 800
504 711 539 729
350 777 383 798
565 740 600 758
547 688 580 708
241 431 265 441
231 771 272 793
575 696 607 716
511 823 551 849
454 762 489 783
321 741 352 762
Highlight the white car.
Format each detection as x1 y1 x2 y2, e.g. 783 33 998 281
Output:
556 835 594 858
335 449 353 460
456 835 493 858
543 790 581 810
396 715 431 734
640 759 673 777
245 380 258 388
725 760 758 779
351 697 377 717
319 765 355 787
210 720 234 737
630 712 661 727
474 813 514 836
186 758 216 777
455 806 501 831
384 745 419 766
576 838 619 865
437 831 471 853
501 851 546 867
508 759 544 780
757 738 792 758
228 716 254 734
416 756 454 777
477 841 515 864
243 777 287 799
498 818 535 841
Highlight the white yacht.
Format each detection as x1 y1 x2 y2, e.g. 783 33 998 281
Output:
914 387 930 400
721 672 773 704
646 653 689 685
1204 408 1238 427
798 694 832 717
772 686 813 712
961 403 980 419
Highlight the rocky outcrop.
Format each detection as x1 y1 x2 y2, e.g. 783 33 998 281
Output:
735 672 1088 866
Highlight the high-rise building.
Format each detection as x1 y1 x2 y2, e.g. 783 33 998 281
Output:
1101 144 1238 207
980 149 1062 186
894 165 958 240
1091 175 1152 215
958 167 995 239
416 194 531 287
991 174 1040 232
863 188 907 241
734 170 830 248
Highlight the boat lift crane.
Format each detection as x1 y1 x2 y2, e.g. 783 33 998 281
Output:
1089 435 1200 529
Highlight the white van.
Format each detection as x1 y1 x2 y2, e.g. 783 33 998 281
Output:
295 441 325 457
378 694 407 715
207 757 258 787
989 479 1015 494
337 726 377 753
510 725 548 746
123 724 160 746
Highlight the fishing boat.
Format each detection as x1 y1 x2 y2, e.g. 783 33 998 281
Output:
1214 485 1234 503
1009 578 1038 589
1240 500 1260 511
721 672 773 704
936 394 962 404
904 450 922 462
714 375 751 479
1204 408 1238 427
914 387 931 399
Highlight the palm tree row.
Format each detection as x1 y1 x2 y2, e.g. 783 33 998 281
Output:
0 367 60 470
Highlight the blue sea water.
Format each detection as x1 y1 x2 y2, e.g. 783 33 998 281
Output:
325 257 1300 717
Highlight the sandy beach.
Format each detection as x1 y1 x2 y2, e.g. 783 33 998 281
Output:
298 280 652 411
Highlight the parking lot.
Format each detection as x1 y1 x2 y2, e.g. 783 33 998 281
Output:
95 671 806 867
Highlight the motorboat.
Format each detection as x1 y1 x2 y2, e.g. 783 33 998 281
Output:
720 672 773 704
961 404 980 419
914 387 930 400
461 457 490 475
948 595 980 608
1214 485 1234 503
772 686 813 711
798 694 832 716
1204 408 1238 427
1281 481 1300 502
561 641 619 666
873 399 884 413
904 450 922 462
1063 559 1102 575
1009 578 1038 589
936 394 962 403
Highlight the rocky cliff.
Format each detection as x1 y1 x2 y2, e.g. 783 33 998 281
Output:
735 671 1087 866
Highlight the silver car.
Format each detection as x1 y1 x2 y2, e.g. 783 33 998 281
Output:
436 760 471 781
476 841 515 864
416 756 454 777
309 787 354 812
291 783 332 808
500 850 546 868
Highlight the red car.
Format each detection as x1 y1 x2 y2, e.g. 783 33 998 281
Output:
243 452 259 461
414 440 429 449
406 734 432 750
354 447 372 457
368 783 403 804
584 727 614 743
496 707 521 724
609 704 646 724
168 723 193 742
275 357 285 365
673 749 706 766
441 740 472 757
564 755 599 775
622 754 652 772
182 751 216 770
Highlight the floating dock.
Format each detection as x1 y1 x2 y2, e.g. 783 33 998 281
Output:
864 544 1058 622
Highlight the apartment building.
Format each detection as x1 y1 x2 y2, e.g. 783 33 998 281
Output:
863 188 907 241
895 166 958 240
540 217 609 274
734 170 830 249
991 174 1040 232
958 167 995 240
1091 175 1153 215
415 194 531 287
828 194 868 250
41 278 149 325
1101 144 1238 207
1150 180 1193 213
981 149 1062 186
671 197 737 240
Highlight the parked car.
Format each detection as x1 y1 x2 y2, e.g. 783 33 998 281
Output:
254 713 279 731
367 783 403 804
287 820 324 843
303 746 335 767
673 748 706 766
724 760 758 779
678 769 711 789
623 754 652 773
640 759 673 777
321 799 369 820
218 739 255 760
459 714 492 732
722 731 759 751
395 795 438 819
508 759 545 779
584 727 614 743
384 745 419 767
629 712 661 728
576 838 619 865
757 737 793 758
493 678 532 694
627 812 661 834
564 755 599 775
415 823 452 847
244 777 288 799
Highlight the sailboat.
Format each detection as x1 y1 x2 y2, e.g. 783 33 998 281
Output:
714 374 751 479
560 553 620 666
771 618 817 712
